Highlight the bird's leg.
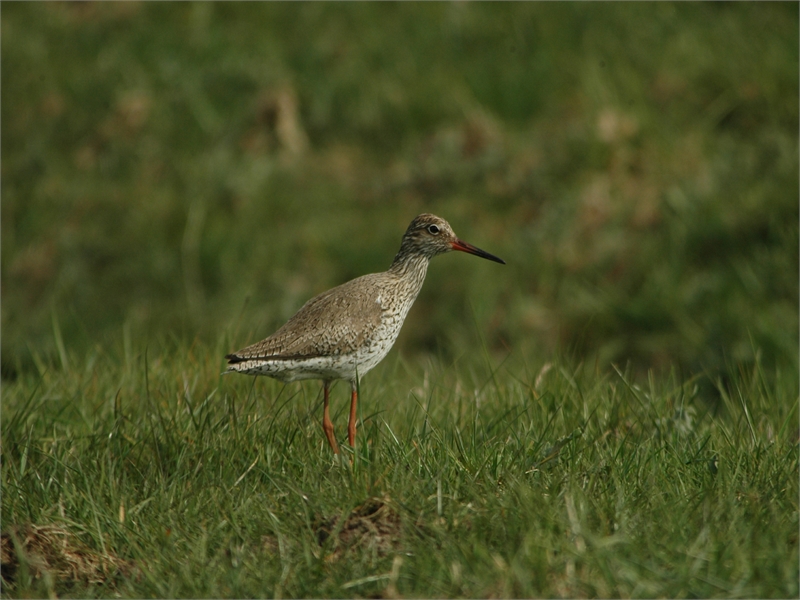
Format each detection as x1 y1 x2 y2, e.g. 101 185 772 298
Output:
322 381 339 454
348 381 358 448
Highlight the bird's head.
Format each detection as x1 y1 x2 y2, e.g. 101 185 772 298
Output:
399 213 506 264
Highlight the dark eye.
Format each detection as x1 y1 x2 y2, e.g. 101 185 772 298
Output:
427 224 440 235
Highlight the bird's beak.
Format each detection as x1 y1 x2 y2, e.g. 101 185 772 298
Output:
451 238 506 264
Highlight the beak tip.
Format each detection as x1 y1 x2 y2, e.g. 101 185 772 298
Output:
451 239 506 265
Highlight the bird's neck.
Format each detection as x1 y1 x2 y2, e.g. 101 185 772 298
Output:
387 251 430 290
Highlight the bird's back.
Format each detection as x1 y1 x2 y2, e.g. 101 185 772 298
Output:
227 272 390 363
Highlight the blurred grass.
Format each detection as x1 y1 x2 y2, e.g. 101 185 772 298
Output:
2 2 798 377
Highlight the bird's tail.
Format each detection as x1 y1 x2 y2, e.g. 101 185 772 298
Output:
221 353 244 375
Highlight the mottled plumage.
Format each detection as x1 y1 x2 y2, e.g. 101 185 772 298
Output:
225 213 504 453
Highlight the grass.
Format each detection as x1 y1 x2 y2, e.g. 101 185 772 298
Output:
2 3 798 597
2 335 797 597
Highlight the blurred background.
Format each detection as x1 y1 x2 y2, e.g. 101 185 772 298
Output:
2 2 798 381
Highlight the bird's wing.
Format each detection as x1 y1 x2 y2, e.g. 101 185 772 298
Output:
226 274 386 362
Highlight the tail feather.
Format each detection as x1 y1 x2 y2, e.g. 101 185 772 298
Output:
222 353 247 376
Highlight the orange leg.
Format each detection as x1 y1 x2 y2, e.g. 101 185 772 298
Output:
322 381 339 454
348 382 358 448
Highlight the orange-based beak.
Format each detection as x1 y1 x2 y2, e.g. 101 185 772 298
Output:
451 238 506 264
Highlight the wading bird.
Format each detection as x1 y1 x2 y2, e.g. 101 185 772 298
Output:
225 214 505 453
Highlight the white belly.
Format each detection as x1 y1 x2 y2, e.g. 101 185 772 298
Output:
227 302 411 383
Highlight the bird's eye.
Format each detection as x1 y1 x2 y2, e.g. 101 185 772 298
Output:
427 225 440 235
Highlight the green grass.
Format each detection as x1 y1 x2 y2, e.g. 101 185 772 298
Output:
2 4 798 597
3 336 797 597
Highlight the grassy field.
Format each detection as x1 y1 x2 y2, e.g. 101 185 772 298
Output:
2 2 799 598
2 336 798 597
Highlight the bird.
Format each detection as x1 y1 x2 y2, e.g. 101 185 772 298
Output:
224 213 505 454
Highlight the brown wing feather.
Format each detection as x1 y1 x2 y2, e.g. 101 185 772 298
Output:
227 274 386 361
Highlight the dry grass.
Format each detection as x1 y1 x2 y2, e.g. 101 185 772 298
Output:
316 497 404 562
1 523 136 593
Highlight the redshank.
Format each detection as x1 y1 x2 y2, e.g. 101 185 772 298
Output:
225 213 505 453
